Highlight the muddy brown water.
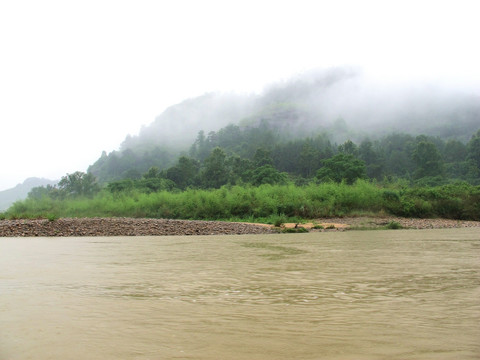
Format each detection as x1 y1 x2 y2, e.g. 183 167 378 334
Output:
1 229 479 359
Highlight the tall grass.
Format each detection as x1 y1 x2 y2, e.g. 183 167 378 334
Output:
4 180 479 221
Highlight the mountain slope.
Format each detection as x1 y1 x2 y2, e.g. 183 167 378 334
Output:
88 68 480 183
0 178 57 211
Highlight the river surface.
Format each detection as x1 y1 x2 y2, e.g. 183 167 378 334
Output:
1 228 479 360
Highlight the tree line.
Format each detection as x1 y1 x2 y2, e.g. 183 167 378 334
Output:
83 125 480 195
3 125 478 221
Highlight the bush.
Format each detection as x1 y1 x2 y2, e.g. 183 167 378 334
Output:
433 198 464 219
282 227 309 233
271 214 287 227
386 221 403 229
46 214 58 222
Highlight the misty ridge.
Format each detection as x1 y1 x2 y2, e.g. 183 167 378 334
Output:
87 67 479 184
124 67 479 148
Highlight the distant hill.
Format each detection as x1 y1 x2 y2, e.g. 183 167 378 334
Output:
120 92 257 153
88 68 480 183
0 178 57 211
119 68 480 150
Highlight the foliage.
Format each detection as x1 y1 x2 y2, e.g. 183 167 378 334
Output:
6 181 479 221
47 214 58 222
84 109 479 188
58 171 100 198
282 227 309 233
164 156 200 190
245 165 287 186
412 140 443 179
271 214 287 227
386 221 403 229
316 153 366 184
467 130 480 169
29 172 101 200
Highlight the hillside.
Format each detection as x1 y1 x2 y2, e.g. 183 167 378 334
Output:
0 178 57 211
88 69 480 184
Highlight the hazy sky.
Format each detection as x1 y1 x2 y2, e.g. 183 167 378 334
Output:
1 0 479 191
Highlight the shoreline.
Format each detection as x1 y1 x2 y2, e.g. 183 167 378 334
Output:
1 216 479 237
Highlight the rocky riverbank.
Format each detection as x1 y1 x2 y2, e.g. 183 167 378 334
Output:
0 218 275 237
313 216 480 230
1 216 479 237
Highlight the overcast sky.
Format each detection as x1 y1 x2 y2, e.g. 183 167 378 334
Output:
1 0 479 191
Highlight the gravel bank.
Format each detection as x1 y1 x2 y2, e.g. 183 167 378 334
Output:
1 216 479 237
313 216 480 230
0 218 275 237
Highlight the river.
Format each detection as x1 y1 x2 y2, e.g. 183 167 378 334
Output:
1 228 479 359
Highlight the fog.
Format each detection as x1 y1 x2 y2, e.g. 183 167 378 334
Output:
118 67 479 158
1 0 479 191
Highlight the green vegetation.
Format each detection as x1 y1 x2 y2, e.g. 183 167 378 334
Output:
4 127 480 223
86 120 480 191
282 227 309 233
386 221 403 230
4 180 479 222
46 214 58 222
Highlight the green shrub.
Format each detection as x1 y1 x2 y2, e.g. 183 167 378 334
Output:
271 214 287 227
282 227 309 233
433 198 463 219
46 214 58 222
386 221 403 229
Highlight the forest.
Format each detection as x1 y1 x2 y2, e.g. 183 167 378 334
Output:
2 69 480 222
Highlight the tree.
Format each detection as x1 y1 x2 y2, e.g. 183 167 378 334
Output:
190 130 211 161
444 139 467 163
316 153 366 184
412 140 443 179
165 156 200 189
246 165 287 186
217 124 243 149
58 171 100 197
227 155 252 184
138 178 175 193
28 184 59 199
200 147 229 188
143 166 161 179
381 133 416 177
106 179 134 193
253 148 274 167
299 142 320 178
338 139 358 156
358 139 383 180
467 129 480 169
